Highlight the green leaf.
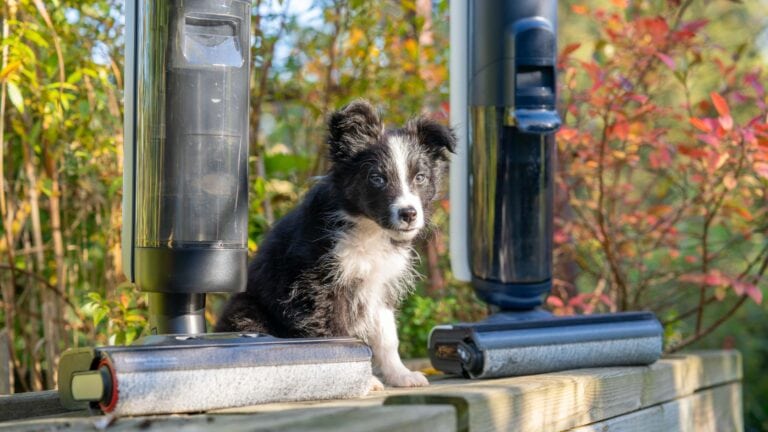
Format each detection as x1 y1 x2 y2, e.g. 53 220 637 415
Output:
7 82 24 114
93 307 107 326
78 100 90 117
124 327 138 345
124 314 145 323
23 29 50 49
67 70 83 85
265 154 312 176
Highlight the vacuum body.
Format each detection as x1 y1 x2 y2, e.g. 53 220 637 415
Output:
431 0 663 378
468 0 559 309
59 0 372 414
123 0 250 335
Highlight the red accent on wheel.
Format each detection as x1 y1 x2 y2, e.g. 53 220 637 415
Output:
97 358 119 413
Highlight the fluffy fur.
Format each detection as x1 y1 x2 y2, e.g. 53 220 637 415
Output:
215 100 455 388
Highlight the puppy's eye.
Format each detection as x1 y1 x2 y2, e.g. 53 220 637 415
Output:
369 174 386 188
414 173 427 185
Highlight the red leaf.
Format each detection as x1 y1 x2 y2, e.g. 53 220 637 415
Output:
571 4 588 14
558 43 581 68
711 92 731 118
719 114 733 131
733 281 762 304
608 121 629 140
560 43 581 58
680 270 729 287
677 144 708 158
558 126 579 141
680 19 709 34
675 19 709 39
648 146 671 169
679 273 705 284
568 294 586 307
636 17 669 45
690 117 712 132
553 229 570 244
746 285 763 304
745 72 766 106
546 295 564 308
655 53 676 70
704 270 729 286
581 61 603 91
697 133 720 148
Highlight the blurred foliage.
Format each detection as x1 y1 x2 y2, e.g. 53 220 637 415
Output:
554 0 768 349
0 1 767 429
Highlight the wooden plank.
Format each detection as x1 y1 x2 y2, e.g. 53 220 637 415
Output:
0 390 80 422
0 330 9 395
0 405 456 432
568 382 743 432
385 351 742 432
641 350 742 407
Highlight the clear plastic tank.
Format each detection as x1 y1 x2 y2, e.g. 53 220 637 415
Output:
129 0 250 295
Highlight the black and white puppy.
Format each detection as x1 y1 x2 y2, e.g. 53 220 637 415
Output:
215 100 455 388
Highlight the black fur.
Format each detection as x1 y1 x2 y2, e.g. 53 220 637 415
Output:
215 100 455 340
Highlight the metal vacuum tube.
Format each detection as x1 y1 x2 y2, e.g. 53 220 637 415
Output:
123 0 251 334
468 0 561 310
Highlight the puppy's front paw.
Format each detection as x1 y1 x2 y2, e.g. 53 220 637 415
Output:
384 370 429 387
368 376 385 392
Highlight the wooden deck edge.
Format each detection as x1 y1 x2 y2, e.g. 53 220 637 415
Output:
567 381 743 432
0 405 457 432
0 390 72 422
384 350 742 432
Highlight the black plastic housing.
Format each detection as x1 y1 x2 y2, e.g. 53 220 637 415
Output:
468 0 561 310
429 312 663 378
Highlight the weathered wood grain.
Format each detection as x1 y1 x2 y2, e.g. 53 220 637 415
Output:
384 350 742 432
0 390 79 422
0 405 456 432
568 382 743 432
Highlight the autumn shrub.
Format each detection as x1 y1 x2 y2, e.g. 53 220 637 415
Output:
553 2 767 352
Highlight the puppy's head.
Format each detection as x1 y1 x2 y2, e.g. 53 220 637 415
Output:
328 100 455 241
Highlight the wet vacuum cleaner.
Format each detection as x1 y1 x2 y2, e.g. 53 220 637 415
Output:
429 0 663 379
58 0 371 415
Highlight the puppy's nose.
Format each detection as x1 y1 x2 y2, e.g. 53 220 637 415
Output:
398 207 418 224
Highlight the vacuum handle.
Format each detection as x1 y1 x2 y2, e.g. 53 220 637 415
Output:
506 17 561 133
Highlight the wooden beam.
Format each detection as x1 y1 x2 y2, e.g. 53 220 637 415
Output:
384 351 742 432
568 382 743 432
0 390 74 422
0 405 456 432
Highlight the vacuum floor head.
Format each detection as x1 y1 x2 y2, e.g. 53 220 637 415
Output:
428 312 662 379
59 334 372 416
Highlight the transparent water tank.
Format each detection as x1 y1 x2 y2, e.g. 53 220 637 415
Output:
129 0 250 294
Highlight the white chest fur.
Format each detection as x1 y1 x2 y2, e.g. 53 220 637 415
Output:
330 217 415 339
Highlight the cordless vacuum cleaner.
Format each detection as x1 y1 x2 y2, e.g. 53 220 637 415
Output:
58 0 371 416
428 0 663 379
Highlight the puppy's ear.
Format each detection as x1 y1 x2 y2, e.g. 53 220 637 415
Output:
410 116 456 161
328 100 382 164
